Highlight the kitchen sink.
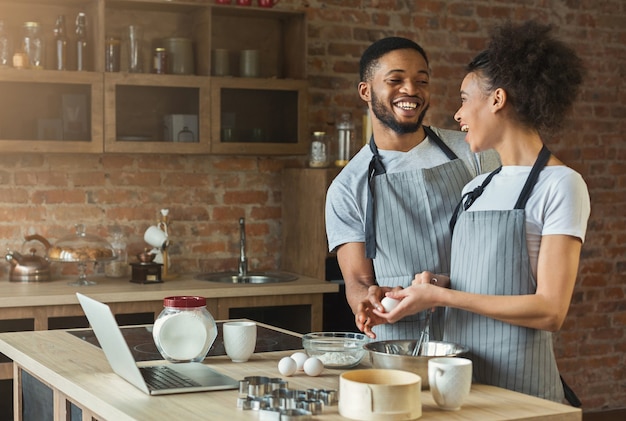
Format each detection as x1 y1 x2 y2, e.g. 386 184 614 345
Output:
195 271 298 284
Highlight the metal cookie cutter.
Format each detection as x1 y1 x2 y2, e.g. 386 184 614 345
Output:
237 395 266 411
243 375 270 397
260 408 313 421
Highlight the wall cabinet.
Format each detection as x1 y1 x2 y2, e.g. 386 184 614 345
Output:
0 0 308 155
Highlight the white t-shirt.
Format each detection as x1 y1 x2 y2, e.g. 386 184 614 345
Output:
462 165 590 277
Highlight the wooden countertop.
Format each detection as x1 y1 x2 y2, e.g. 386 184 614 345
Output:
0 272 338 308
0 327 581 421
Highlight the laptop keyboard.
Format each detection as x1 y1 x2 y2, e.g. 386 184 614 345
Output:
140 365 202 390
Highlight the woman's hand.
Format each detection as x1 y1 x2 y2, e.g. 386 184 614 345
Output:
372 272 447 323
413 271 450 288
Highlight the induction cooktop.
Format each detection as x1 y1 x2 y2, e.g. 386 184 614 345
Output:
69 321 303 362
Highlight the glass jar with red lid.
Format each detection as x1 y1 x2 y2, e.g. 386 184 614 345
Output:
153 296 217 363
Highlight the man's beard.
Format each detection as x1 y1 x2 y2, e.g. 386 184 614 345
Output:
371 90 428 135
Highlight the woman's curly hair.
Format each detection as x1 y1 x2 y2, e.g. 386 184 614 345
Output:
468 20 585 135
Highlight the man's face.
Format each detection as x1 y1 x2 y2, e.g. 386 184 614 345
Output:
362 49 431 135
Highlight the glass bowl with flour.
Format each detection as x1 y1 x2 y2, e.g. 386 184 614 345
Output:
302 332 369 369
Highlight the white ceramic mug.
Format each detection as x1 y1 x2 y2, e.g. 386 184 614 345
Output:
428 357 472 411
223 321 256 362
144 225 168 249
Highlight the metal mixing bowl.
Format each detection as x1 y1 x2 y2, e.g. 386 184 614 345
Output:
363 340 469 389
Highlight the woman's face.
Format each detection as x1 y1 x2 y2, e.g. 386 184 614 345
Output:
454 72 498 153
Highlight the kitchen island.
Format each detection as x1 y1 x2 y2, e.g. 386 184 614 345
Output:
0 272 337 381
0 323 582 421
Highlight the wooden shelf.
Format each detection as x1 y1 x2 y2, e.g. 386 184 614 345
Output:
0 0 308 155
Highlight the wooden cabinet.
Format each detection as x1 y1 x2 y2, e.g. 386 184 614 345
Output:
0 0 308 155
281 168 341 280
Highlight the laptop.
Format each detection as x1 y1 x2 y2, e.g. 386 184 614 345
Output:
76 293 239 395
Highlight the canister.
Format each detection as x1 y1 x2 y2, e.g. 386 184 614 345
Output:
164 37 194 75
153 296 217 363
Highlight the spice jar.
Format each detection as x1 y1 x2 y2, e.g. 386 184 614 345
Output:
105 36 121 72
308 131 329 168
152 47 167 74
153 296 217 363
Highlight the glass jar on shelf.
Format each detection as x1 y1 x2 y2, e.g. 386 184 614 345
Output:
105 232 128 278
0 20 11 68
53 15 68 70
335 112 355 167
22 21 44 69
75 12 88 71
308 131 329 168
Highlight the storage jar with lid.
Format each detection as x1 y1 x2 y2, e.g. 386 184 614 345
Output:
22 21 44 69
308 131 329 168
153 296 217 363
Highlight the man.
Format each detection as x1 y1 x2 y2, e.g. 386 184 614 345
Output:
325 37 499 341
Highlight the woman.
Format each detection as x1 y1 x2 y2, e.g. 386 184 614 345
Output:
373 20 590 404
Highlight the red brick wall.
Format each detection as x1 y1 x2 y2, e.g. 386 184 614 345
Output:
0 0 623 413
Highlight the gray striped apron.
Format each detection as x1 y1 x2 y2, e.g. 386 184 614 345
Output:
445 146 566 402
368 127 473 341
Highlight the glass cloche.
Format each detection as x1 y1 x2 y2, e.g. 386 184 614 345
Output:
48 224 115 286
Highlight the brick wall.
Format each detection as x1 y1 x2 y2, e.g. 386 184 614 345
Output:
0 0 623 413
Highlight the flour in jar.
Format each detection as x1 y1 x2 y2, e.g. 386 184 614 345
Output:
153 311 214 362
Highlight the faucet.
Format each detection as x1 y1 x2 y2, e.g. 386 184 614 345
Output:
238 217 248 277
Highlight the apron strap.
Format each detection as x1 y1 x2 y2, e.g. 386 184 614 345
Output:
364 128 459 259
449 166 502 233
449 144 552 233
561 376 582 407
424 126 459 160
365 135 386 259
514 145 551 209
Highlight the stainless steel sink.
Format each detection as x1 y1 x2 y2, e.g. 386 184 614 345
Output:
195 271 298 284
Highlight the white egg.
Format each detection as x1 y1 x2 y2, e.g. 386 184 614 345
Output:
381 296 400 312
278 356 297 377
290 352 308 371
303 357 324 377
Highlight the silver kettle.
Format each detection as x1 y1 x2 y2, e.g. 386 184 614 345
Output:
5 234 51 282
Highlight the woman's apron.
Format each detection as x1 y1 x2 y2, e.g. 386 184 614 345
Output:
366 127 473 341
445 146 566 402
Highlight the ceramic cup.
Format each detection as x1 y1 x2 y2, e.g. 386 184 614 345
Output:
239 49 259 78
223 321 257 362
212 49 230 76
164 37 194 75
144 225 169 249
258 0 279 7
428 357 472 411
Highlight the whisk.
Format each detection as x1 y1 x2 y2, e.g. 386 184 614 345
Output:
411 310 431 356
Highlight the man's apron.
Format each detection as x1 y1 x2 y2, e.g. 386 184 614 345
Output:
445 146 566 402
366 127 473 341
